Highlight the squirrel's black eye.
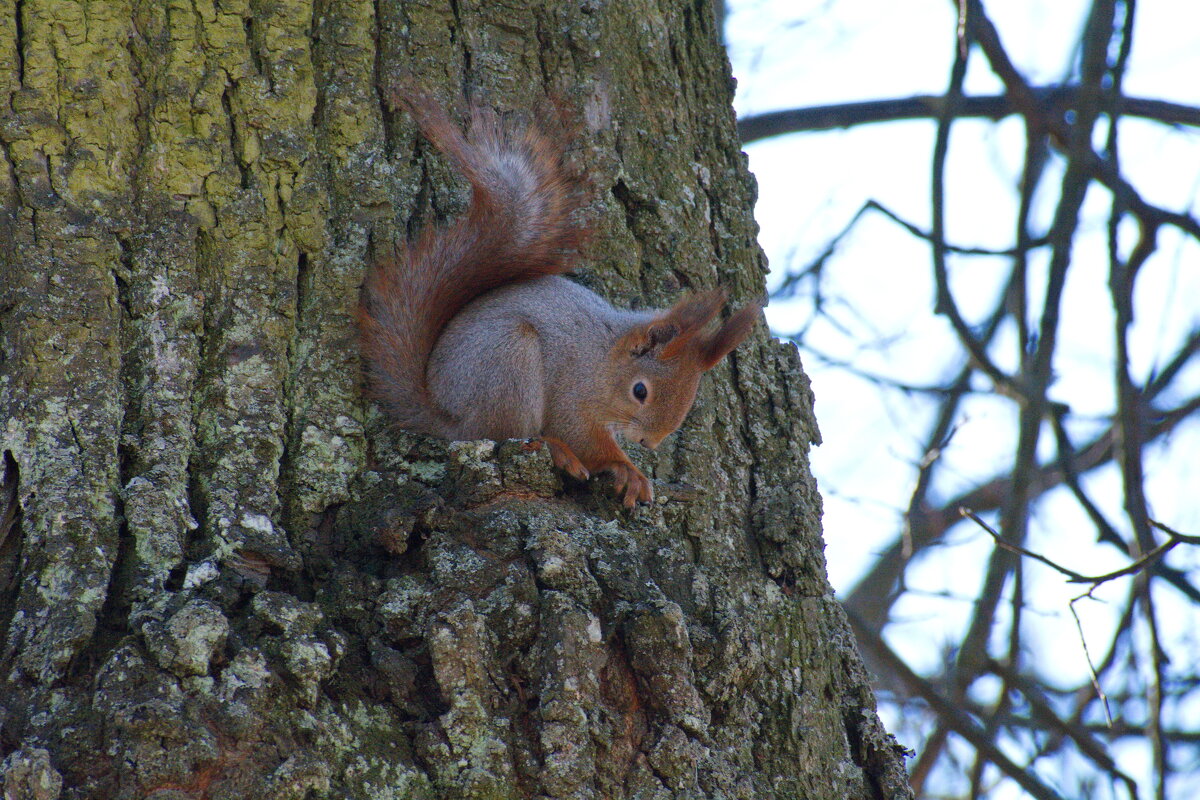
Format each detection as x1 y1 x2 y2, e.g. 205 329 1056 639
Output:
632 381 648 402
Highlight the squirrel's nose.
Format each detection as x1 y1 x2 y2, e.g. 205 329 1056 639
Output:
639 436 659 451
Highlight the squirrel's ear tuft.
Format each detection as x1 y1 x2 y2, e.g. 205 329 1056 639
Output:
621 289 725 358
656 289 726 360
698 303 759 370
622 320 676 358
620 289 747 361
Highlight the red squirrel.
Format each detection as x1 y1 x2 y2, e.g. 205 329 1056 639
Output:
358 94 758 507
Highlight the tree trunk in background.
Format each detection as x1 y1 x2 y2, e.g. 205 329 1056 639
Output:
0 1 910 798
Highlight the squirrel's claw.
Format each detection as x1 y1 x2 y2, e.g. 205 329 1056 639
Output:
610 462 653 508
544 439 652 507
544 437 591 482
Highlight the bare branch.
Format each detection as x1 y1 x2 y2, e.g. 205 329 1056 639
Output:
961 0 1200 243
845 608 1072 800
960 508 1184 586
738 90 1200 143
983 658 1141 799
748 2 1200 796
1150 520 1200 546
844 394 1200 628
1140 580 1169 800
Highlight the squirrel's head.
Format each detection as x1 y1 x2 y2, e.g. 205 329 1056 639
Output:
608 290 759 449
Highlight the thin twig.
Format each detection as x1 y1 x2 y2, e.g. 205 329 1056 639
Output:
771 199 1048 301
1150 519 1200 546
1069 591 1114 727
960 508 1183 585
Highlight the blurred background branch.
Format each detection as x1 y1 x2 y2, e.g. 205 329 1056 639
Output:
727 0 1200 797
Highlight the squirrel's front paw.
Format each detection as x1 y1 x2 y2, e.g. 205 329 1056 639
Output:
543 437 591 482
608 462 653 508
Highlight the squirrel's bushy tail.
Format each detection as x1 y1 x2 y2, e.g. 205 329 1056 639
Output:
358 94 587 435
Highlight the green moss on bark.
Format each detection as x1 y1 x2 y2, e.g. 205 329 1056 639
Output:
0 1 909 798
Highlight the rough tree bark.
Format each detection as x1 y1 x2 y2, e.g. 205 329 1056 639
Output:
0 1 910 798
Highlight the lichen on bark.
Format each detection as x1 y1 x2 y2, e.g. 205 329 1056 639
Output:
0 1 910 798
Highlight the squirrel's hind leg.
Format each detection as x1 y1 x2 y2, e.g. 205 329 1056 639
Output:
428 318 546 441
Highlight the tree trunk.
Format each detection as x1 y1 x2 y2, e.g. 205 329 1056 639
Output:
0 1 910 798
